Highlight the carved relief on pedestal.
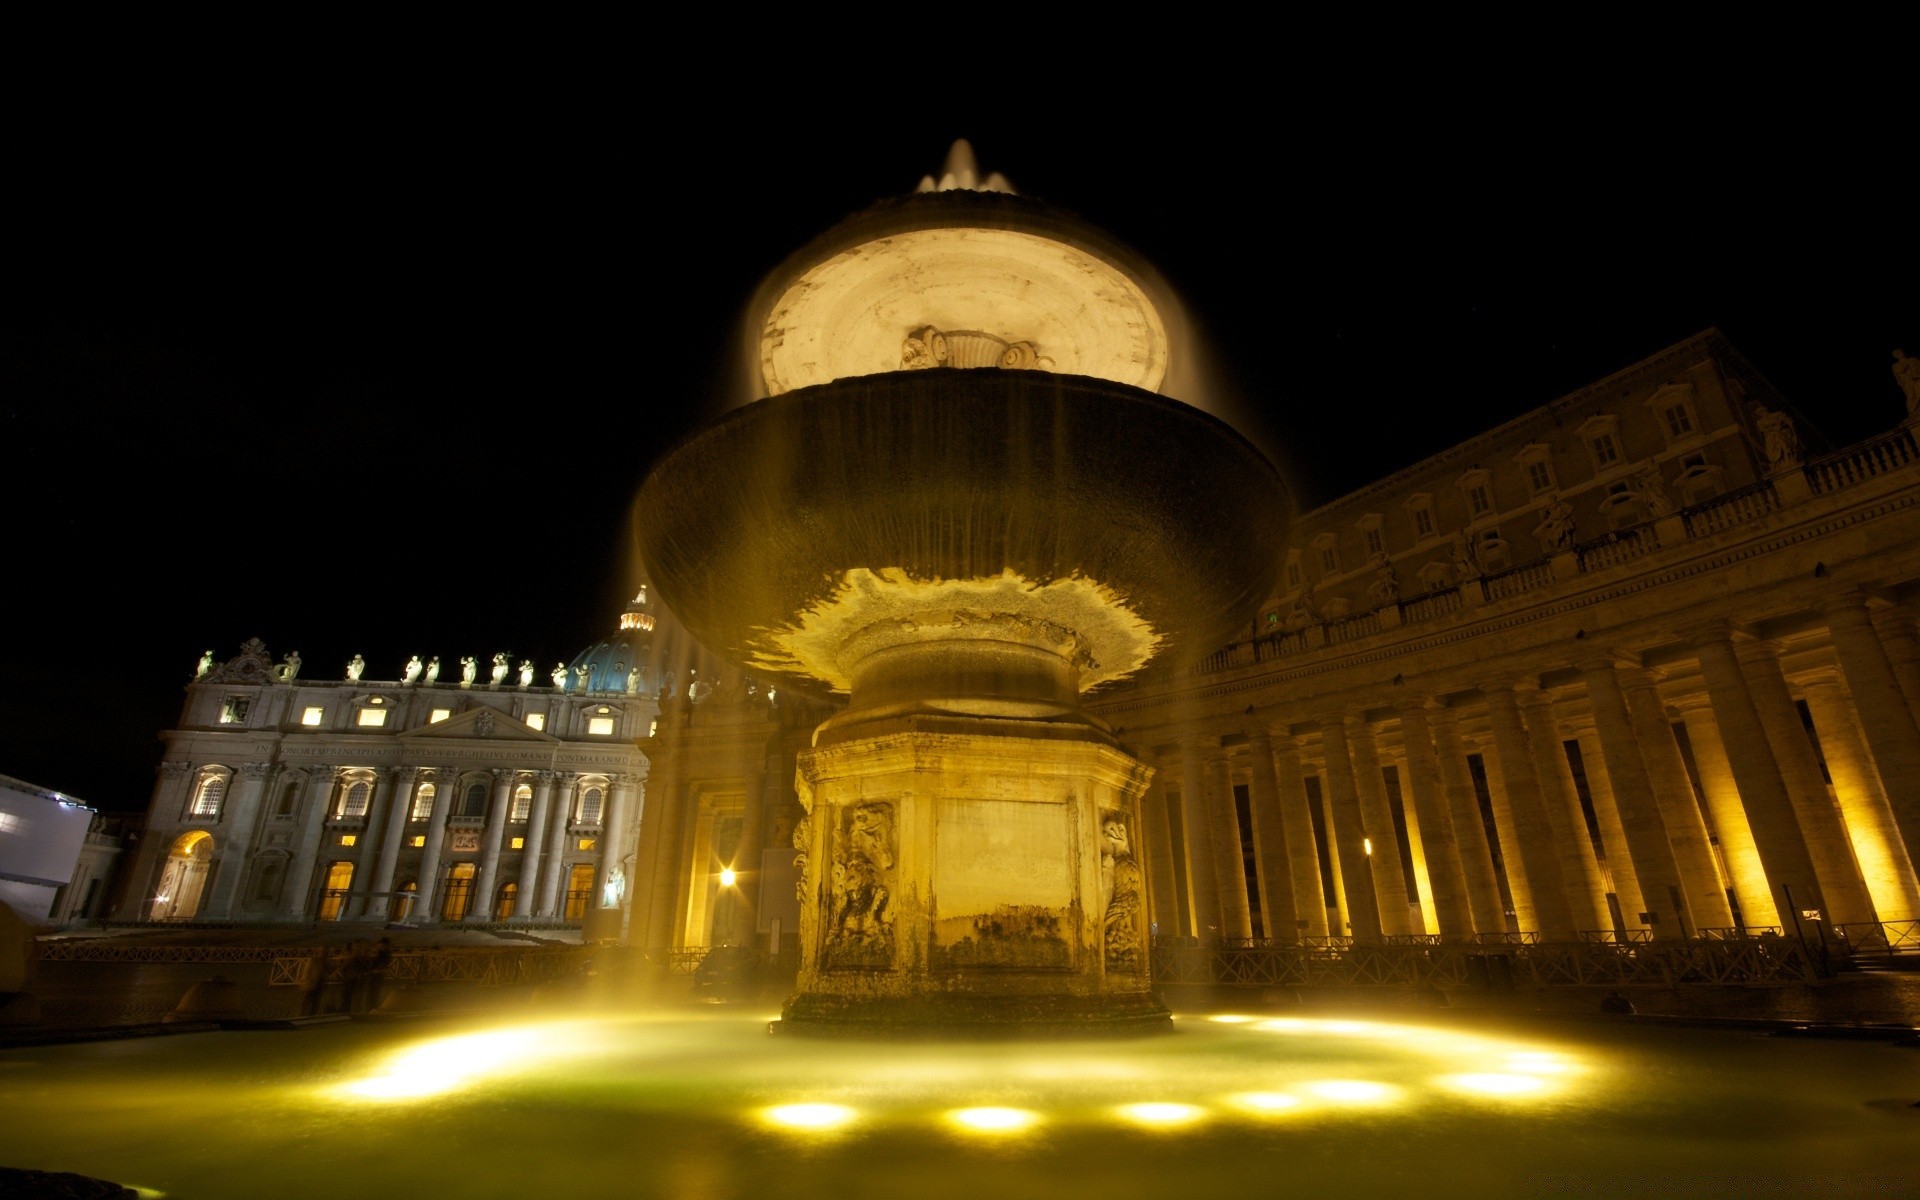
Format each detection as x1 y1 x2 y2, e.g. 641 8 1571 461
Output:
822 802 895 970
1100 813 1144 973
900 325 1054 373
791 813 812 902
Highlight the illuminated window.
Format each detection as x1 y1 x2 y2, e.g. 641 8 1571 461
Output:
340 833 357 846
357 707 389 728
511 837 525 849
301 706 324 726
410 783 435 820
511 783 532 821
189 770 228 818
577 786 604 824
577 837 596 851
338 781 371 820
410 835 425 847
219 696 250 724
429 708 452 723
588 717 616 736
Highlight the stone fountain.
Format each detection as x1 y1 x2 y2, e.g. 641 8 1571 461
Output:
635 145 1289 1034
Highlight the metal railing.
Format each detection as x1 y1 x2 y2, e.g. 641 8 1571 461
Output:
1834 918 1920 957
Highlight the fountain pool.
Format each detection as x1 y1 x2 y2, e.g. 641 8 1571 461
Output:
1 1008 1915 1199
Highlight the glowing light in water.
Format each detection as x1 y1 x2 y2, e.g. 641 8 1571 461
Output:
1438 1073 1551 1098
762 1103 859 1131
1117 1102 1206 1127
338 1028 546 1100
1207 1014 1255 1024
1302 1080 1399 1104
947 1106 1040 1133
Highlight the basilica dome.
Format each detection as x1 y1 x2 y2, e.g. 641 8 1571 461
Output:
565 587 657 695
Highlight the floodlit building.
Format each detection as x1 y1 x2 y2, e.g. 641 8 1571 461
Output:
117 328 1920 960
0 774 120 924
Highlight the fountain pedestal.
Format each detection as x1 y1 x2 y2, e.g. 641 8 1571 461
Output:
784 727 1164 1035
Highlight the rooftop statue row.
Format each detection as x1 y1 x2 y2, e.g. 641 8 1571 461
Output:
192 647 642 695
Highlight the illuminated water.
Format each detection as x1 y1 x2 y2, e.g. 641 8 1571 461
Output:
1 1010 1915 1199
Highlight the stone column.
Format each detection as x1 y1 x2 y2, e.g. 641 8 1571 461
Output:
1432 710 1506 934
202 761 271 919
1692 626 1834 930
1800 674 1920 922
1317 717 1382 942
362 765 416 920
1345 714 1413 936
513 771 557 920
1207 756 1253 939
1177 737 1224 941
1386 747 1434 933
1268 731 1328 938
1245 732 1299 943
1568 723 1647 930
1825 596 1920 863
1579 663 1690 938
1618 673 1732 929
1736 643 1877 927
1469 736 1535 932
642 774 694 953
466 769 514 922
537 774 578 919
1670 696 1778 926
1138 772 1184 938
729 753 769 945
1481 686 1578 938
282 768 342 920
1397 702 1474 939
1517 690 1611 933
1868 605 1920 716
413 767 458 922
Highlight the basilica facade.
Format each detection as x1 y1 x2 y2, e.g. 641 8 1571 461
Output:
120 331 1920 963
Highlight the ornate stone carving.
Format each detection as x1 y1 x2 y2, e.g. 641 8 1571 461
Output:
159 760 193 780
552 662 570 689
518 660 534 688
1896 349 1920 416
1450 532 1482 581
1753 403 1803 470
1101 814 1144 973
791 813 812 902
901 325 1052 372
273 651 302 683
490 653 510 687
1632 466 1675 518
195 650 214 679
1533 496 1576 553
425 656 441 684
346 654 365 682
204 639 274 684
403 655 424 685
475 711 496 738
1368 558 1399 607
491 767 513 781
240 761 272 780
459 656 478 687
823 802 894 969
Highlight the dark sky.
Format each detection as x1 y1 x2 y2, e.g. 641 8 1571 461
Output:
3 81 1913 813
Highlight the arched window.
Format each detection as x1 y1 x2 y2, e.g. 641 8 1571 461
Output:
274 781 300 817
494 882 517 920
563 863 596 921
149 830 215 920
462 783 488 818
317 861 354 921
441 862 476 921
511 783 533 822
392 879 418 922
577 786 604 825
337 780 371 820
411 783 436 821
188 769 229 819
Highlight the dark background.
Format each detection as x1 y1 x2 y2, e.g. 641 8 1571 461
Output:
3 68 1913 813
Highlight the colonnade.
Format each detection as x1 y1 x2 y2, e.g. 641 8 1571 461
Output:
1139 598 1920 945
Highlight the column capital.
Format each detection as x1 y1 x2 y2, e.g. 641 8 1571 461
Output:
1822 590 1878 625
1574 652 1640 676
1613 666 1665 695
386 763 413 781
239 761 272 779
1676 617 1757 647
1731 636 1788 666
1394 696 1442 718
159 760 192 779
537 769 560 785
490 766 514 782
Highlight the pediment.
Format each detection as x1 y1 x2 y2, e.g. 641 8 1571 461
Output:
402 704 558 744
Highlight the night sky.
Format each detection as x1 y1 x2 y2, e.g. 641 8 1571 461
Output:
4 85 1912 813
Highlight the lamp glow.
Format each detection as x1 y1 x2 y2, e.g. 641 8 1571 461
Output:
719 867 737 887
947 1106 1039 1133
762 1103 857 1130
